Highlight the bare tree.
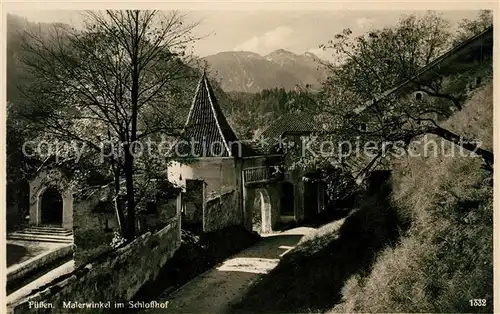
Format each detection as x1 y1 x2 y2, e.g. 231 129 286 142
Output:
18 10 202 239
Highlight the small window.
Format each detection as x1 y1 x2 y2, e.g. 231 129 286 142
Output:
415 92 423 101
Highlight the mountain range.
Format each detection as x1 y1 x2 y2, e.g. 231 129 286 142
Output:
7 13 330 95
202 49 329 93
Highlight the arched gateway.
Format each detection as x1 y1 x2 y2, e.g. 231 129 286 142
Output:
29 169 73 230
251 188 272 233
244 184 280 234
40 187 63 225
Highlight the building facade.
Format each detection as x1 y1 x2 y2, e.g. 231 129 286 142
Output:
168 73 327 233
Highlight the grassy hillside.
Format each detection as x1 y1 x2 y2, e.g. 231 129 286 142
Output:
332 82 493 313
231 81 493 313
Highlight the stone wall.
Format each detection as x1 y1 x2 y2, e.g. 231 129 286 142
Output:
182 180 205 226
284 170 305 222
138 195 179 233
73 187 120 268
11 217 181 314
190 158 238 196
173 157 246 232
203 190 241 232
168 158 238 196
74 187 181 267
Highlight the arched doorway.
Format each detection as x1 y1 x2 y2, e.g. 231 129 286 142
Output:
280 182 294 216
252 189 272 234
40 187 63 226
303 181 319 220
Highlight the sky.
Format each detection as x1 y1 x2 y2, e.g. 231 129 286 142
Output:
9 9 481 61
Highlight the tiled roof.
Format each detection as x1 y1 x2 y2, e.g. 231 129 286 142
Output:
179 72 250 158
259 112 320 138
256 111 321 154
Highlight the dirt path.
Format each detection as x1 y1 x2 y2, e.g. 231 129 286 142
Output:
140 227 316 313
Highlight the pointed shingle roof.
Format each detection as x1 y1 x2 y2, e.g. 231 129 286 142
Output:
179 72 240 157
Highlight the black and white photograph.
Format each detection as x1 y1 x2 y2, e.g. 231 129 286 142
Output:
3 3 496 313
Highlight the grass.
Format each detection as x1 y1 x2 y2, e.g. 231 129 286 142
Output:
333 82 493 313
231 81 493 313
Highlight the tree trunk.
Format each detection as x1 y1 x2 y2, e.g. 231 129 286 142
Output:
428 126 493 166
124 145 136 240
113 169 125 235
123 11 141 240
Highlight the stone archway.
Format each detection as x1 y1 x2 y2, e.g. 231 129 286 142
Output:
29 169 73 230
40 187 63 225
244 185 280 234
251 188 272 234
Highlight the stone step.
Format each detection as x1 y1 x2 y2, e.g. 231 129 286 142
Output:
29 226 71 232
22 228 73 235
9 231 73 238
7 236 73 244
19 229 73 236
7 233 73 243
9 230 73 237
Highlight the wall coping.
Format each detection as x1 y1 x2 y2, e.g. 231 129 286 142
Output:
241 154 281 160
177 156 236 163
13 218 180 308
7 244 73 283
206 189 235 202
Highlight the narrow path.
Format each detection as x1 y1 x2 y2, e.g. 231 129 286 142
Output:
140 227 316 314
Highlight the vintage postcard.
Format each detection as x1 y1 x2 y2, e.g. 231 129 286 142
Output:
2 1 498 313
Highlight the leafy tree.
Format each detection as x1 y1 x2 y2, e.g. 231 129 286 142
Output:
17 10 201 239
320 11 457 107
454 10 492 45
295 11 493 190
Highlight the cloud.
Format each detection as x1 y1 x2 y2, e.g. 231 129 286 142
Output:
356 17 374 29
233 26 295 54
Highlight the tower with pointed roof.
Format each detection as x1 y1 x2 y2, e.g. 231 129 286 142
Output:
166 71 249 231
168 71 254 198
179 71 241 158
